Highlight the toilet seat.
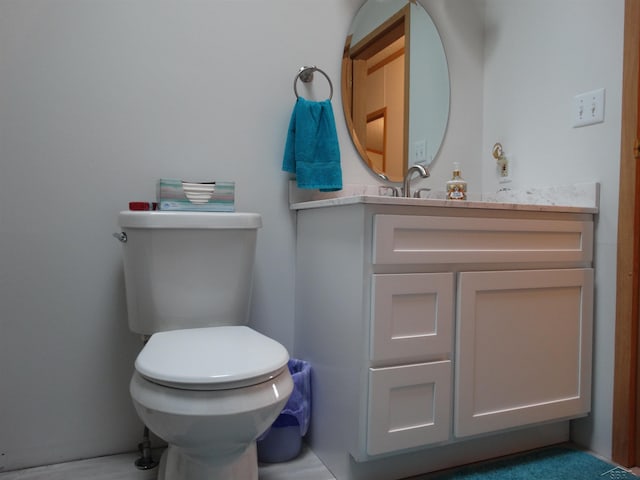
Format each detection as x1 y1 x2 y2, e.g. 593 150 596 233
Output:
135 326 289 391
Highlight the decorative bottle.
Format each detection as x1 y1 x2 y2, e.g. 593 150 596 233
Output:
446 162 467 200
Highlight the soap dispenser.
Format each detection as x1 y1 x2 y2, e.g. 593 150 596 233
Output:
446 162 467 200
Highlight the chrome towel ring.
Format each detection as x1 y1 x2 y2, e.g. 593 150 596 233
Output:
293 65 333 101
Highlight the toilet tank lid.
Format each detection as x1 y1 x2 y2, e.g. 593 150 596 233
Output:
118 211 262 229
135 326 289 390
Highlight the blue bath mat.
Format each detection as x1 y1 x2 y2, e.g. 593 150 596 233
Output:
431 446 637 480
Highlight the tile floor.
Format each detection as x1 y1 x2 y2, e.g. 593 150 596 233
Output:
1 445 638 480
0 446 335 480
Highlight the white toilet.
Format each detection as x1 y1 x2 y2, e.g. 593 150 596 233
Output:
117 211 293 480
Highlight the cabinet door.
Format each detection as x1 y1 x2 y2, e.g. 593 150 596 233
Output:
455 269 593 438
367 360 452 455
371 273 454 364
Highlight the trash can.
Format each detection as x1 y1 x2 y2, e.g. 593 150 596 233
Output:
257 358 311 463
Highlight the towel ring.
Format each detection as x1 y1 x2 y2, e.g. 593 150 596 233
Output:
294 66 333 101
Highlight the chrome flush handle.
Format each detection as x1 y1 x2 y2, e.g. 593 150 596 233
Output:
112 232 127 243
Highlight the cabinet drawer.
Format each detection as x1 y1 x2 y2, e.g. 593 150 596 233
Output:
371 273 454 363
367 361 452 455
372 214 592 266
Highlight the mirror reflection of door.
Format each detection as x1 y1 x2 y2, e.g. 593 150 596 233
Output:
343 5 409 182
366 108 387 174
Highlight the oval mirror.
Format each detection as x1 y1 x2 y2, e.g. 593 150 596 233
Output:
341 0 450 183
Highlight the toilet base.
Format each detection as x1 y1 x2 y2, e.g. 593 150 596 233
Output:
157 443 258 480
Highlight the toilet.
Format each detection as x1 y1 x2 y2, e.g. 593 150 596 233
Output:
117 211 293 480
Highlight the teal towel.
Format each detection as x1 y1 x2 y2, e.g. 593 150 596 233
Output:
282 97 342 192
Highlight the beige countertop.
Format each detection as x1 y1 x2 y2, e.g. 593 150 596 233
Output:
289 182 599 214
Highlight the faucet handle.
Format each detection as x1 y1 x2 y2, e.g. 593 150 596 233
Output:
378 185 401 197
413 188 432 199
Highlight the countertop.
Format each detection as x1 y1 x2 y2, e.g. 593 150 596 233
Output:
289 182 599 214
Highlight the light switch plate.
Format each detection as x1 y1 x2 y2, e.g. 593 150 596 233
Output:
573 88 605 128
413 140 426 162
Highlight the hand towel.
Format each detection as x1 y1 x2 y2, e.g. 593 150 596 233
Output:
282 97 342 192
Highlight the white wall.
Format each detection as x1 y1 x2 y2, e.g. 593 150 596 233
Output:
0 0 364 470
481 0 624 457
423 0 486 190
0 0 621 472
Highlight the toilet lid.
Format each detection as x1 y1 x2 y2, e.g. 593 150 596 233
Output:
135 326 289 391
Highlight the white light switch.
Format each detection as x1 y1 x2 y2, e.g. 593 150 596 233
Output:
573 88 605 128
413 140 426 162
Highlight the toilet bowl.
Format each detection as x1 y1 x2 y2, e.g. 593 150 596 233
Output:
129 326 293 480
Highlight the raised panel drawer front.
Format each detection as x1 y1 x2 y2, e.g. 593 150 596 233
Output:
367 361 452 455
371 273 454 363
372 214 593 265
454 268 593 437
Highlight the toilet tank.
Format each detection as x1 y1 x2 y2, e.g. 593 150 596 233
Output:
117 211 262 335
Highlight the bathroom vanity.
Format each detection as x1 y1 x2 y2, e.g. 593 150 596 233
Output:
292 194 595 480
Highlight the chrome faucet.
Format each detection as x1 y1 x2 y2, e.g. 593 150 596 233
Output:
403 164 430 197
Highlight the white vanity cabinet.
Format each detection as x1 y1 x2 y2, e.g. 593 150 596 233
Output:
293 199 593 480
